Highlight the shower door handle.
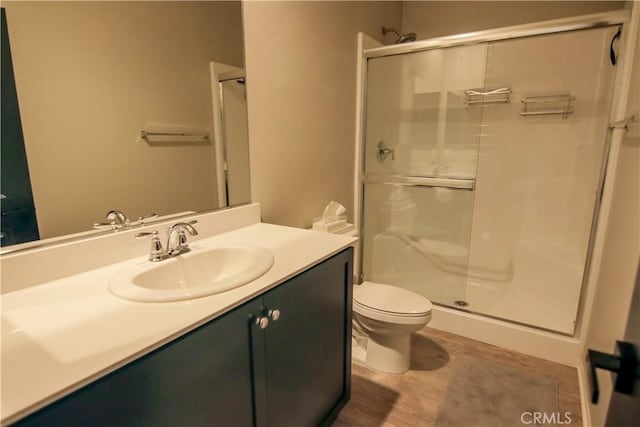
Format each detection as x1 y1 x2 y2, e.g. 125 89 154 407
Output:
365 175 475 190
377 141 395 162
587 340 640 404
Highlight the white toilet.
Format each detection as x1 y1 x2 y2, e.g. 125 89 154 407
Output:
352 281 432 374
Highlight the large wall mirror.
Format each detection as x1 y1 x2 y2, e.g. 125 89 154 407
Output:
0 1 249 251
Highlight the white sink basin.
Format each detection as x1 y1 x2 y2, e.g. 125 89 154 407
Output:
109 246 274 302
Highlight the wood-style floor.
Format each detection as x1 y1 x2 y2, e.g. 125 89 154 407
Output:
334 327 582 427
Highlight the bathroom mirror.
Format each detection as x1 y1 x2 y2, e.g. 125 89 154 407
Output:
0 1 249 251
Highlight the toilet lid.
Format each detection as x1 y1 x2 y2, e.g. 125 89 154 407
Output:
354 281 432 316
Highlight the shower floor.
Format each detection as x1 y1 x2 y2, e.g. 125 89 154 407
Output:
334 327 582 427
367 233 583 334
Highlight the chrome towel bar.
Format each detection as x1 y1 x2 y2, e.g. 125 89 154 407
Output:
140 130 210 140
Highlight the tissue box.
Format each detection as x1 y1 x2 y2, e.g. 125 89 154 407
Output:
312 220 355 234
312 219 346 232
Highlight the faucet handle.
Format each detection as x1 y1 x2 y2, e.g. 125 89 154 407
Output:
93 221 118 230
135 230 165 262
135 230 158 238
133 213 158 225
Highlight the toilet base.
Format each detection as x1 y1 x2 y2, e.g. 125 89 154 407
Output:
352 332 412 374
352 336 366 362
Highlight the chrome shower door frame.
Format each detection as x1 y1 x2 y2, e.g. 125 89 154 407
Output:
354 9 630 336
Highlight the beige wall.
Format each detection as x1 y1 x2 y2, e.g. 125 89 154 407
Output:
4 1 244 238
583 12 640 425
402 1 625 39
243 1 402 227
243 1 624 228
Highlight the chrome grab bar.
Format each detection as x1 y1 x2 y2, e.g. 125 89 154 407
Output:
365 174 474 190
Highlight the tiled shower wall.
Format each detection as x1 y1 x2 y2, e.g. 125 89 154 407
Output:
361 26 617 334
467 27 617 333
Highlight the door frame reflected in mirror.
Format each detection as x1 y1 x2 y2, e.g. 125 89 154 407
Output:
210 61 251 209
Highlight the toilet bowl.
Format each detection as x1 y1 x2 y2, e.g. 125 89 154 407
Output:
352 281 432 373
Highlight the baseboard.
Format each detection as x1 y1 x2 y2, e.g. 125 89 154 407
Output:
577 362 592 427
429 305 581 366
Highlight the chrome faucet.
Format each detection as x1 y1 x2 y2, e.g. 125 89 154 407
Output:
94 210 158 230
166 222 199 256
94 210 129 229
377 141 396 163
107 210 129 227
136 221 198 262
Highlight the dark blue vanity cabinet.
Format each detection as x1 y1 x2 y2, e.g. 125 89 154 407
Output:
13 248 353 427
258 248 353 426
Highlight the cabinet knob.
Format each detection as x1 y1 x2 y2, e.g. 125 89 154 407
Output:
268 309 281 321
255 316 269 329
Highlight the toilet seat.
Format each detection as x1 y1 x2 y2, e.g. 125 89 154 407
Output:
353 281 432 324
352 282 433 373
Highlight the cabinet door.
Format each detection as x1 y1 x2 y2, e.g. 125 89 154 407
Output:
14 300 262 427
260 248 353 427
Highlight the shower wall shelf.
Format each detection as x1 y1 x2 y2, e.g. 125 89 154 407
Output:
520 94 575 119
463 87 511 108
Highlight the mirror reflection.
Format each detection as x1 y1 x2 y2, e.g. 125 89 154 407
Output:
0 1 249 248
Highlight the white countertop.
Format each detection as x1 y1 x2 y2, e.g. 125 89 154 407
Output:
1 223 356 424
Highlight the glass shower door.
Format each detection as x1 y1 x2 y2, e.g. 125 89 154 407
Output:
361 44 487 307
464 27 618 334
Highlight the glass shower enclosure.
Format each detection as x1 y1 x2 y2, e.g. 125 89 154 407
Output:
360 25 618 335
